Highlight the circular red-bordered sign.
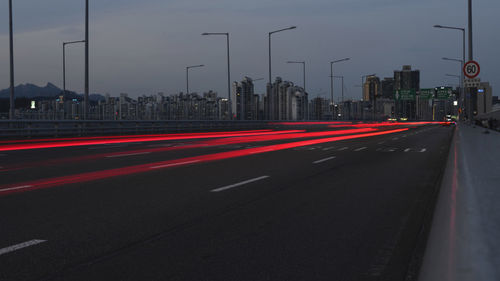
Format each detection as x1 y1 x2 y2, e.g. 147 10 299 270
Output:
463 60 480 79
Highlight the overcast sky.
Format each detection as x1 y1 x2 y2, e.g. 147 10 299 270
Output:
0 0 498 100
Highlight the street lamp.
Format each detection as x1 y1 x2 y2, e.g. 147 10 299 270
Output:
186 65 205 95
334 75 344 119
269 26 296 84
268 26 296 120
84 0 89 120
442 57 464 80
63 40 85 95
333 75 345 103
434 24 466 120
287 61 306 92
442 57 463 63
201 32 231 118
330 58 350 117
8 0 14 119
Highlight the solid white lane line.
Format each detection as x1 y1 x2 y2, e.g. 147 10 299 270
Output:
338 147 348 151
354 147 367 152
0 240 47 256
404 148 411 152
420 148 427 153
323 147 335 151
313 156 336 164
211 176 270 193
150 160 200 169
106 152 151 158
0 185 33 193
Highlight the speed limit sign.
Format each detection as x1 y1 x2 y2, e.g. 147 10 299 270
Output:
463 60 480 79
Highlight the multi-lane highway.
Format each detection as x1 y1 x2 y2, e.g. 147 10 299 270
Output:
0 122 454 281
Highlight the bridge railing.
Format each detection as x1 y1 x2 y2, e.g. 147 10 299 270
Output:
0 120 274 138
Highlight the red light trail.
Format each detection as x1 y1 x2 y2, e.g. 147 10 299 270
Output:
0 128 377 172
0 128 408 196
0 130 303 152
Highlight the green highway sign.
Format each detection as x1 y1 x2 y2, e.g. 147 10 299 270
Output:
435 87 453 100
394 89 416 101
419 88 434 100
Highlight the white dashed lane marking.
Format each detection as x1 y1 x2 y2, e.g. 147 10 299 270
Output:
0 240 47 256
211 176 270 192
313 156 336 164
354 147 367 152
0 185 33 193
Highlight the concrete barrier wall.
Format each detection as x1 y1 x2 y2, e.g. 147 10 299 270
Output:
419 124 500 281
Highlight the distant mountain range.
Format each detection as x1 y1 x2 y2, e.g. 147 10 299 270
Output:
0 83 105 101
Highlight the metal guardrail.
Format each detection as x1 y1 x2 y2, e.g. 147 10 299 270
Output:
0 120 275 138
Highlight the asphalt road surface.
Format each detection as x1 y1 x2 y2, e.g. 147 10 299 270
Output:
0 123 454 281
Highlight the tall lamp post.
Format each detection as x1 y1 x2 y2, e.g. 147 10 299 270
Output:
84 0 89 120
333 76 345 103
443 57 464 118
446 74 461 79
268 26 296 120
201 32 231 118
333 75 344 119
287 61 306 91
442 57 464 77
63 40 85 95
186 65 205 96
434 25 465 119
330 58 350 118
9 0 14 119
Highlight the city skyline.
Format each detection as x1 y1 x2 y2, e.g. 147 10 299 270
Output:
0 0 498 100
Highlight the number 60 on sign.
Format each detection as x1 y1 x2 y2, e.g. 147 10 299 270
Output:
463 61 480 79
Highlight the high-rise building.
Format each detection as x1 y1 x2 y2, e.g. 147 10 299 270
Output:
232 77 256 120
363 76 381 102
394 65 420 119
394 65 420 91
381 78 395 99
265 77 308 120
